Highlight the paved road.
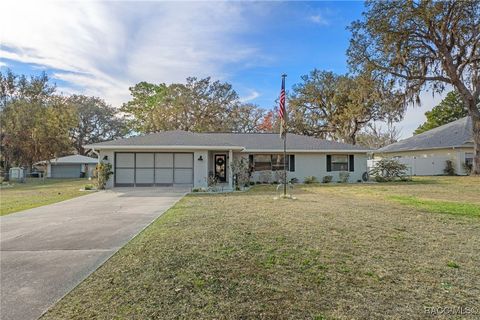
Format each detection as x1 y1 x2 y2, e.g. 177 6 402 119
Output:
0 188 186 320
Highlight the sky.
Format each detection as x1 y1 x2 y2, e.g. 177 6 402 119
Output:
0 1 445 138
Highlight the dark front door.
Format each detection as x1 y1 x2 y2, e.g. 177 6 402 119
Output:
214 154 227 182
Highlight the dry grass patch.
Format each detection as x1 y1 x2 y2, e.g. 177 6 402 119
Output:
43 177 480 319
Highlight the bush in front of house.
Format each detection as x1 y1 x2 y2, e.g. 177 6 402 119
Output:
84 184 95 190
304 176 318 184
462 162 472 175
369 158 408 182
443 160 456 176
230 158 250 188
95 162 113 190
338 171 350 183
322 175 333 183
290 177 299 184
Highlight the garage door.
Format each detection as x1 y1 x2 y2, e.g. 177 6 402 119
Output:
51 164 81 178
114 152 193 187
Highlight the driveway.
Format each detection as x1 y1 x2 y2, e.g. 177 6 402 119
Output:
0 187 186 320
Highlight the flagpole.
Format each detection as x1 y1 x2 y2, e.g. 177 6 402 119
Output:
282 74 287 197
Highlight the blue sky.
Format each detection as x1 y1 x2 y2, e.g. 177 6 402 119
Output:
0 1 443 137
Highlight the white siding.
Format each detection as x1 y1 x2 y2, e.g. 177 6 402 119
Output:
373 147 473 176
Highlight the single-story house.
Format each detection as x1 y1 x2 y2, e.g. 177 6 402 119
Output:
35 155 98 178
372 117 473 175
85 130 370 189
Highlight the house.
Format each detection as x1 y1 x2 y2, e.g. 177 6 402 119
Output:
372 117 473 175
85 130 370 189
35 155 98 178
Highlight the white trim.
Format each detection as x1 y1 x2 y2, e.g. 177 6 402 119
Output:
376 144 473 154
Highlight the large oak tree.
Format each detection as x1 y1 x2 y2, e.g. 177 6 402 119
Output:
348 0 480 174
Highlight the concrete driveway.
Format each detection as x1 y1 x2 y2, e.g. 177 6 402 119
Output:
0 187 186 320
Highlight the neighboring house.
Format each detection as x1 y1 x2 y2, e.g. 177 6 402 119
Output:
85 130 370 189
36 155 98 178
372 117 473 176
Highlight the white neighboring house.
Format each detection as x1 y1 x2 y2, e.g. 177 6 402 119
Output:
372 117 474 176
36 155 98 178
84 130 371 190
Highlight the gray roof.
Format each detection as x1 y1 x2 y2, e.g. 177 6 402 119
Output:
36 155 98 165
85 130 368 152
378 117 473 153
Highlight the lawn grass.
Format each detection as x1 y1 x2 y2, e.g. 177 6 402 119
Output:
43 176 480 319
388 195 480 217
0 178 92 216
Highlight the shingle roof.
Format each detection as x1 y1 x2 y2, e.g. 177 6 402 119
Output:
378 116 473 153
35 155 98 165
85 130 368 152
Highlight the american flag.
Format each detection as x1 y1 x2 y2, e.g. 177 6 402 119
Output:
279 74 287 139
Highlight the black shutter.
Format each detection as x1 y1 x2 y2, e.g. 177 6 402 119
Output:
349 154 354 172
289 155 295 172
248 154 254 169
326 155 332 172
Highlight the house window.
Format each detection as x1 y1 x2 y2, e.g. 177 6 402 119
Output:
465 153 474 166
272 154 289 171
252 154 291 171
253 155 272 171
331 155 349 171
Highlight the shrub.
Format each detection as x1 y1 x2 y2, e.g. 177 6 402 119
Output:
274 170 287 184
84 184 95 190
249 181 255 186
290 177 299 184
462 162 472 175
304 176 318 184
95 162 113 190
322 175 333 183
443 160 455 176
192 187 207 192
369 158 408 182
338 171 350 183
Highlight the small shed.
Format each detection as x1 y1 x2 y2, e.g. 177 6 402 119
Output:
38 155 98 178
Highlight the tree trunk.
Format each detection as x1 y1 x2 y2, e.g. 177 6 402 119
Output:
472 113 480 176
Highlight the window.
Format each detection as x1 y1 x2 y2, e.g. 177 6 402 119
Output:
465 153 474 166
253 155 272 171
331 155 349 171
252 154 291 171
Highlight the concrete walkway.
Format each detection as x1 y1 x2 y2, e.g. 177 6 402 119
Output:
0 188 186 320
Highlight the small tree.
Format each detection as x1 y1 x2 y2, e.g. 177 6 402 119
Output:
230 158 250 188
370 158 408 182
444 160 456 176
95 162 113 190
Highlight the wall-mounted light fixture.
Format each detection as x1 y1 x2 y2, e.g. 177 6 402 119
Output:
198 155 203 161
103 155 108 161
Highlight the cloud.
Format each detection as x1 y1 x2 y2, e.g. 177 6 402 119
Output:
309 14 329 26
0 1 264 107
240 90 260 103
0 61 7 68
395 91 448 138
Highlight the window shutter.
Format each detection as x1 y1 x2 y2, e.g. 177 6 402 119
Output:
326 155 332 172
289 155 295 172
349 154 354 172
248 154 254 166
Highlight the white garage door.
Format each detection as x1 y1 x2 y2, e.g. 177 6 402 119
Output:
114 152 193 187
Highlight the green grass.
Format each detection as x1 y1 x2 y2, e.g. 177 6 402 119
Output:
388 195 480 217
43 176 480 319
0 178 92 216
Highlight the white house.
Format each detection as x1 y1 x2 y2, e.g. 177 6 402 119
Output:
372 117 474 176
85 130 370 189
36 155 98 178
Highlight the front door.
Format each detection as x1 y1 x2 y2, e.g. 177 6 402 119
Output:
214 154 227 182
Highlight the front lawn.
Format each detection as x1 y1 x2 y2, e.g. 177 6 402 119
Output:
0 178 92 216
43 176 480 319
